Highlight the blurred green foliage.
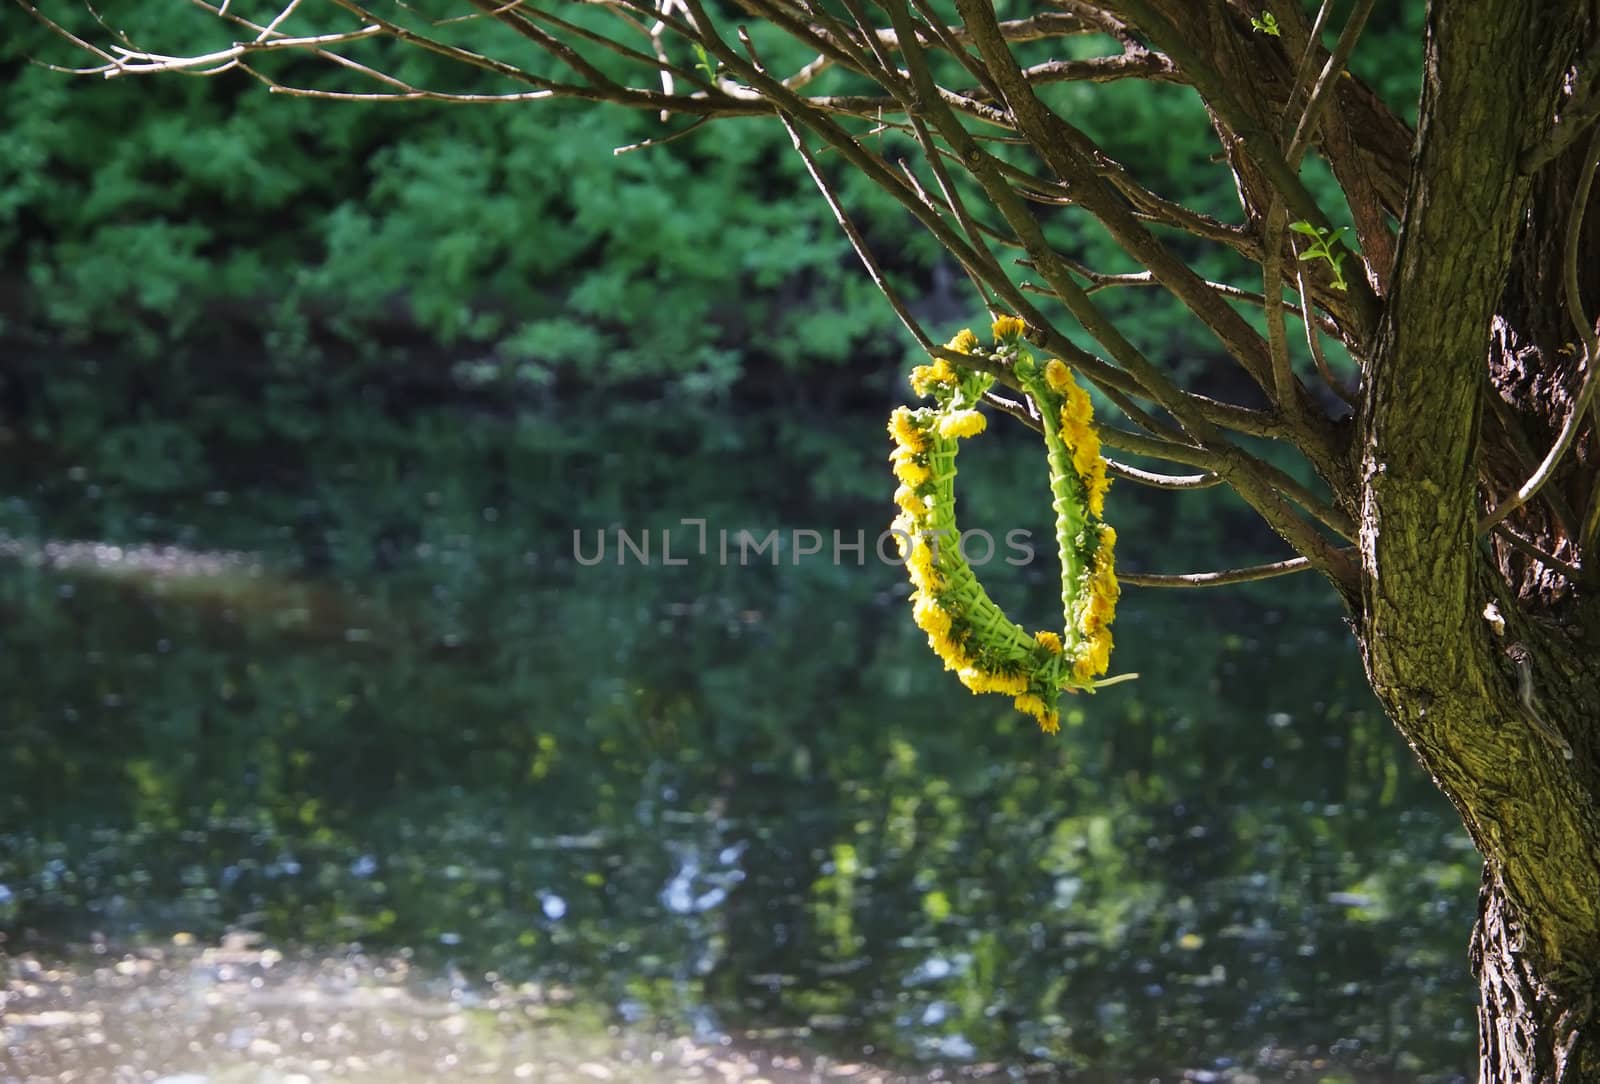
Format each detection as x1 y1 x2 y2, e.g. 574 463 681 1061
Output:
3 2 1422 396
3 6 918 393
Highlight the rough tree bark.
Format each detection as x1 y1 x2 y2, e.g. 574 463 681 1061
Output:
1363 4 1600 1079
24 0 1600 1078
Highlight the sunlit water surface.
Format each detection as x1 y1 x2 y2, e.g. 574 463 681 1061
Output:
1 405 1478 1083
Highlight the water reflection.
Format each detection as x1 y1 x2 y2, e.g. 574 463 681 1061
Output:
0 407 1477 1082
5 940 912 1083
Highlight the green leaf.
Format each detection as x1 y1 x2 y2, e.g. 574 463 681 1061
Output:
1250 13 1281 36
693 43 717 81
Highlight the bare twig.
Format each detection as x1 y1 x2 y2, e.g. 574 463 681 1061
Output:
1279 0 1335 134
739 28 934 352
1097 426 1215 470
1105 172 1263 261
982 390 1038 431
904 0 1008 105
1002 49 1179 90
1032 258 1344 338
1492 524 1582 582
1293 250 1357 406
1481 379 1580 538
1105 460 1222 490
1112 0 1381 340
259 82 553 102
1583 478 1600 560
1262 203 1304 421
956 0 1296 402
904 117 1015 306
1119 555 1316 588
614 116 711 154
1284 0 1376 167
991 385 1222 491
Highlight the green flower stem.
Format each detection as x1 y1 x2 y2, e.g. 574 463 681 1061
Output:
927 431 1042 665
1014 363 1088 653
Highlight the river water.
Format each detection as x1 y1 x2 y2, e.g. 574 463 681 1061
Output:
1 400 1476 1082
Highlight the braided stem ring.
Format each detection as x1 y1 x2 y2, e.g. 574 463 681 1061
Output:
889 317 1134 734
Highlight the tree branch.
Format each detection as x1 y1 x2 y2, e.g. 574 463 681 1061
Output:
1111 0 1382 338
1521 39 1600 174
1480 126 1600 533
1120 555 1318 588
1283 0 1376 166
1105 461 1222 490
1491 524 1582 583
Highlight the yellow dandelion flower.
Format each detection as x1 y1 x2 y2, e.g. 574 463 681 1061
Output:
959 668 1030 696
1012 693 1059 733
991 314 1026 342
1090 534 1118 600
1072 629 1112 680
946 328 980 354
1092 563 1120 607
1062 382 1093 427
910 358 958 397
1001 672 1033 696
1092 628 1113 669
1013 692 1047 717
912 593 952 639
1071 429 1102 485
1043 359 1075 395
888 407 928 451
1057 407 1091 453
906 540 941 591
895 485 928 520
1085 463 1110 519
1034 630 1063 654
933 631 972 671
1081 589 1117 635
890 447 932 487
938 409 987 440
896 462 932 487
890 513 916 554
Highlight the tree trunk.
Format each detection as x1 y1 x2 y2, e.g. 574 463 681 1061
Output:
1359 2 1600 1080
1475 864 1600 1082
1363 580 1600 1081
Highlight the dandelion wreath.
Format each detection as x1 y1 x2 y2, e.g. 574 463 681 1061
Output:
888 316 1132 734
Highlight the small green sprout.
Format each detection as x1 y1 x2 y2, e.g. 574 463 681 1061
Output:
692 43 718 83
1250 12 1281 36
1290 220 1352 292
